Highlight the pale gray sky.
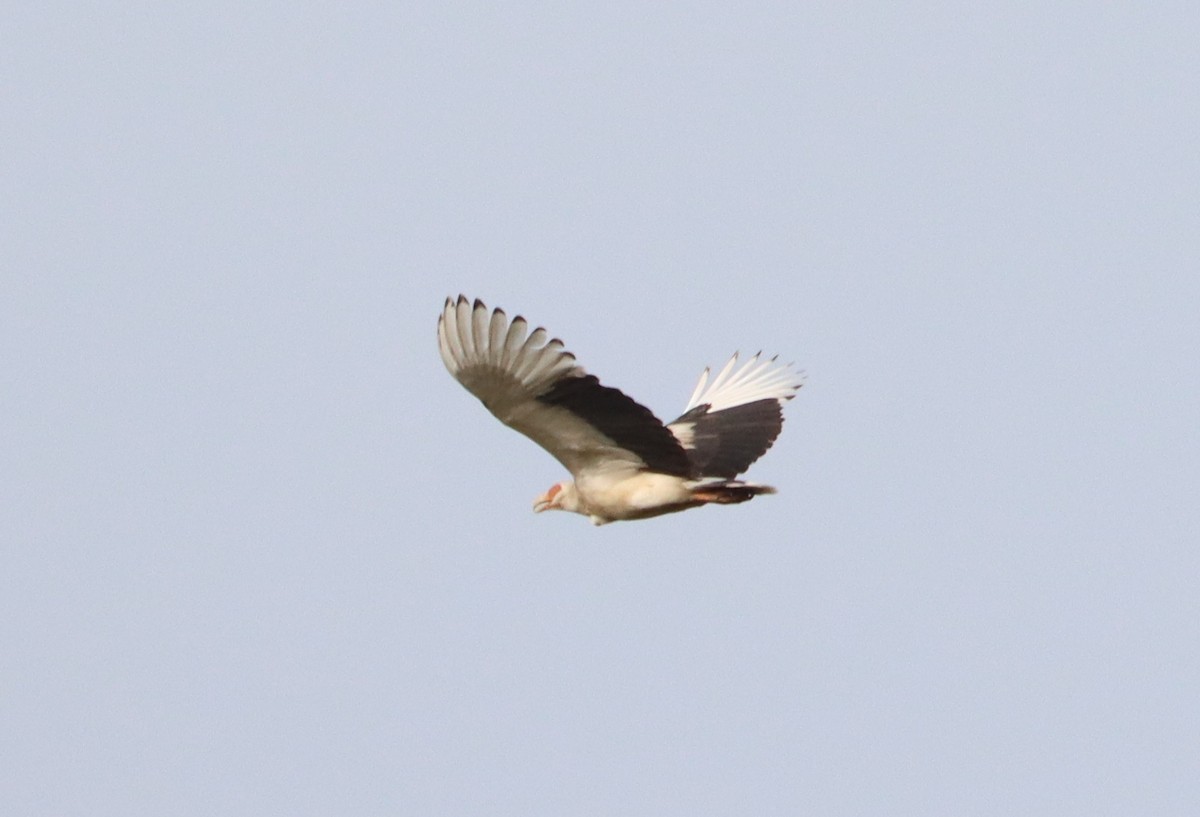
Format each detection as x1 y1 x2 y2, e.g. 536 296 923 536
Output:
3 3 1198 815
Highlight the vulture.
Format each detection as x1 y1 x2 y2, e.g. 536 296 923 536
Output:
437 296 804 525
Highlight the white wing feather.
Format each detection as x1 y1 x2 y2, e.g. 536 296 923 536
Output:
438 297 648 477
683 352 804 413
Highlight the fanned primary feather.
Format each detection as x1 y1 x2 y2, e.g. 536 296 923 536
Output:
667 353 804 480
437 295 804 525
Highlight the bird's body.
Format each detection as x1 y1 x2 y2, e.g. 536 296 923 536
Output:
437 296 803 525
564 470 698 522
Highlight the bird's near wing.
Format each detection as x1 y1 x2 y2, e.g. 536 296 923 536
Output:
667 353 804 480
438 296 692 478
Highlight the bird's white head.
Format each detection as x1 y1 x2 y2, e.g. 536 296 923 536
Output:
533 481 580 515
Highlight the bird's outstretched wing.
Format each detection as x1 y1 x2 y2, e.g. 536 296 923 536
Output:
667 353 804 480
438 296 692 478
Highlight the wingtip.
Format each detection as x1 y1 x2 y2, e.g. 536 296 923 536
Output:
683 351 805 412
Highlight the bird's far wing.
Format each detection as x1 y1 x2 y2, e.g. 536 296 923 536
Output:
438 296 692 478
667 353 805 479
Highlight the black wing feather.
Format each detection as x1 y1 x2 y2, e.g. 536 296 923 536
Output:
538 375 692 477
671 398 784 479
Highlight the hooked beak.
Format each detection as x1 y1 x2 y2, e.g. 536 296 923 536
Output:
534 483 563 514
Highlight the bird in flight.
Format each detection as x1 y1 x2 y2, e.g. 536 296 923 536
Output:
437 296 804 525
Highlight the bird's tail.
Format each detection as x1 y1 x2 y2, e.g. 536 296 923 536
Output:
688 480 777 505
